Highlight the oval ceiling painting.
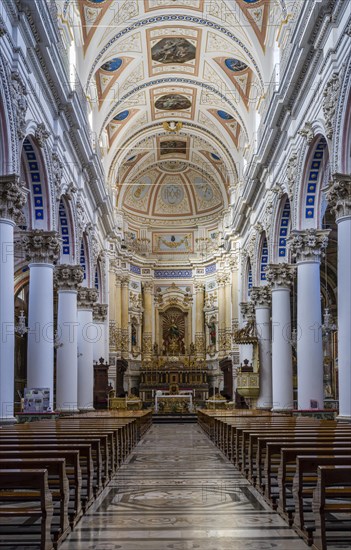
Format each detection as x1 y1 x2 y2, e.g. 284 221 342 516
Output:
217 110 234 120
113 110 129 121
225 58 248 72
155 94 191 111
151 38 196 64
101 58 122 72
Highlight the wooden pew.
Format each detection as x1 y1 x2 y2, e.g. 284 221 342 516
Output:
0 458 70 547
0 449 82 528
312 465 351 550
278 448 351 525
0 469 54 550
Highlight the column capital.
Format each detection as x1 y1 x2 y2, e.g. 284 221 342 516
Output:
240 301 255 321
194 280 205 293
115 274 122 287
265 263 296 290
216 273 230 287
120 276 130 288
326 173 351 220
288 229 330 263
54 264 84 291
250 286 271 307
143 280 153 292
0 175 28 223
93 303 108 322
77 287 98 309
22 230 61 264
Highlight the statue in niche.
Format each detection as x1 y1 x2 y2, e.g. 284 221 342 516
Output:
208 320 216 345
162 308 185 355
131 323 137 347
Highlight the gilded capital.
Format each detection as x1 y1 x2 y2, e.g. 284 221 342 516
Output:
265 263 296 289
250 286 271 308
0 175 28 222
77 287 99 309
54 264 84 291
326 174 351 220
93 303 108 322
288 229 330 263
22 230 61 265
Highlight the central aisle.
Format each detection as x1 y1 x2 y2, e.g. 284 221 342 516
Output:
61 424 308 550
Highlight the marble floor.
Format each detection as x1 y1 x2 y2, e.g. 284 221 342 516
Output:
60 423 311 550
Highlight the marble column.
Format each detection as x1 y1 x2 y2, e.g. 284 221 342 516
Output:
93 304 108 363
23 230 61 409
121 276 129 358
230 253 240 397
54 264 84 412
0 175 27 422
250 286 272 409
224 274 232 355
194 281 205 360
108 266 116 352
142 281 153 360
266 263 295 411
289 229 329 410
77 287 98 411
327 174 351 420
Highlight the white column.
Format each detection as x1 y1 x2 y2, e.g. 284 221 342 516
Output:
55 265 84 412
250 286 272 409
289 229 329 410
327 175 351 420
93 304 108 363
77 287 98 411
266 264 295 410
23 231 60 410
0 176 27 422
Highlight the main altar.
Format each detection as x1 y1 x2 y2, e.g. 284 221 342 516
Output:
139 356 210 409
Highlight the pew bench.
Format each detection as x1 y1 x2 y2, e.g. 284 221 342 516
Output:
0 469 54 550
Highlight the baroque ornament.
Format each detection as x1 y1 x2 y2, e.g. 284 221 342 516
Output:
323 72 340 139
22 230 61 264
0 175 28 222
250 286 271 307
54 264 84 291
288 229 330 262
77 287 99 309
11 71 28 140
93 304 108 323
298 121 314 144
265 263 296 289
240 301 255 321
35 122 50 147
286 152 298 197
52 153 63 193
326 173 351 219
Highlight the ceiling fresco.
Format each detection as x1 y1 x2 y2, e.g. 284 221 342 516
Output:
59 0 287 233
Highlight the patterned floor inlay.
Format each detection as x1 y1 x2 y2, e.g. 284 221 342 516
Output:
60 424 309 550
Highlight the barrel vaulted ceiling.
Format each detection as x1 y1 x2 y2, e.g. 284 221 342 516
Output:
58 0 286 231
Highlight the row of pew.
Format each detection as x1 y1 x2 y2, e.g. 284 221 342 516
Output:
198 409 351 550
0 410 152 550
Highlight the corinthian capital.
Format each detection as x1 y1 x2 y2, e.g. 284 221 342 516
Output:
22 230 61 264
288 229 330 263
143 280 153 292
54 264 84 291
265 263 295 289
121 276 130 288
240 301 255 321
326 174 351 220
250 286 271 307
194 280 204 293
93 303 108 322
77 287 99 309
0 175 28 222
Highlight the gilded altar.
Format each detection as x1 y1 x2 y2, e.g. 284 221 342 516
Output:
139 356 209 406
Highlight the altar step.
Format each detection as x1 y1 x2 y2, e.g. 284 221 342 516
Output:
152 413 197 424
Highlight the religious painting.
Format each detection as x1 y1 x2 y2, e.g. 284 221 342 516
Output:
160 140 187 156
155 94 192 111
153 232 193 254
151 37 196 64
162 307 186 355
